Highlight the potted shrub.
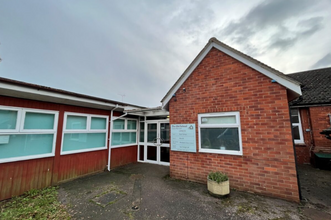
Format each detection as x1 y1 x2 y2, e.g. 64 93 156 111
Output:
207 171 230 196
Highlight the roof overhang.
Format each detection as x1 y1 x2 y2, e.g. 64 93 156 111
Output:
124 106 169 117
0 81 138 111
161 38 302 110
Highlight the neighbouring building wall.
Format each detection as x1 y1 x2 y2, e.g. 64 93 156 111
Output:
310 106 331 153
294 106 331 164
0 96 137 200
169 48 300 202
294 108 312 164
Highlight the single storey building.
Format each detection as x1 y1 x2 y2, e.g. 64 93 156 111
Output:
161 38 302 202
3 37 326 203
287 67 331 166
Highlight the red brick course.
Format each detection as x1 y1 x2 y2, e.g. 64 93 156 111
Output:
294 108 312 164
294 106 331 164
310 106 331 153
169 48 300 202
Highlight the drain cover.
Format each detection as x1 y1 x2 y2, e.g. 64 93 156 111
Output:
92 191 125 207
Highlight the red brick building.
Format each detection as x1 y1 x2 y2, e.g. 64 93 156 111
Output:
288 68 331 165
3 37 329 203
161 38 302 202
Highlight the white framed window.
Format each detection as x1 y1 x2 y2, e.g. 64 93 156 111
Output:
111 118 137 147
198 111 243 155
290 109 304 144
0 106 58 163
61 112 108 155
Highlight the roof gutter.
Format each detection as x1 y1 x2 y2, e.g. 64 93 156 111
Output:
124 106 163 114
290 103 331 108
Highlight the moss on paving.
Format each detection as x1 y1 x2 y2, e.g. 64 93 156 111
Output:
0 187 70 220
236 202 258 214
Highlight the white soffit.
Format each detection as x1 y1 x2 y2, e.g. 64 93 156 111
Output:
162 40 302 108
0 82 127 110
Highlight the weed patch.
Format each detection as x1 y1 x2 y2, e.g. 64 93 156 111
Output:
0 187 70 220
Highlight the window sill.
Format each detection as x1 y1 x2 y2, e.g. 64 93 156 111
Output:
61 146 107 155
199 148 243 156
111 144 138 148
0 153 55 164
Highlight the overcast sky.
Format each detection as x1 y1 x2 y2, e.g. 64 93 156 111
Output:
1 0 331 107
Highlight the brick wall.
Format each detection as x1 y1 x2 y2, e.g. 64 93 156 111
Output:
294 108 312 164
310 106 331 153
169 48 300 202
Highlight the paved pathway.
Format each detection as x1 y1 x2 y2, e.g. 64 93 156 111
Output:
58 163 331 220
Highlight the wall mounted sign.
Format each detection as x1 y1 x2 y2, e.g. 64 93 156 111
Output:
171 124 196 153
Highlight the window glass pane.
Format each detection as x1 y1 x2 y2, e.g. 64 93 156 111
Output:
113 119 125 130
0 110 17 130
62 133 106 152
0 134 54 159
201 116 236 124
290 109 299 123
161 123 170 144
111 132 136 146
147 123 157 143
201 128 240 151
147 146 157 161
24 112 55 130
292 126 300 140
139 145 144 161
160 147 170 162
66 115 87 130
91 117 107 130
127 120 137 130
139 122 145 142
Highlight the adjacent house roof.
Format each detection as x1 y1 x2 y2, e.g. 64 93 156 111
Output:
288 67 331 106
0 77 144 111
161 37 302 109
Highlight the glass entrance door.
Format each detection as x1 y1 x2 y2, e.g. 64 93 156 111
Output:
138 120 170 165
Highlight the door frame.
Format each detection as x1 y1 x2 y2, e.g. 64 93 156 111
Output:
138 119 170 166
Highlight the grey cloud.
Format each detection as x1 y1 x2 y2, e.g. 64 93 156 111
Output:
269 37 297 50
311 53 331 69
244 0 310 27
298 17 324 37
166 0 216 44
220 0 318 55
223 0 310 38
268 16 323 51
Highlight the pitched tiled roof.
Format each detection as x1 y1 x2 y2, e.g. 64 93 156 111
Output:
287 67 331 106
161 37 302 108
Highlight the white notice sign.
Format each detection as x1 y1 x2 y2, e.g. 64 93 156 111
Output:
171 124 196 153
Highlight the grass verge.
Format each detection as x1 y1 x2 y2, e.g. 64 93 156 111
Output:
0 187 70 220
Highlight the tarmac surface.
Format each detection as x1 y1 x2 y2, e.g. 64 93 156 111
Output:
58 163 331 220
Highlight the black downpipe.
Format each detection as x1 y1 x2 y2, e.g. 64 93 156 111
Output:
288 105 303 201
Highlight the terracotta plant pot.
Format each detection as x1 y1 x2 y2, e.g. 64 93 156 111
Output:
207 178 230 196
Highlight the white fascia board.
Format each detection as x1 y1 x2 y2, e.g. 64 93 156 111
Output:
0 82 126 110
162 42 302 108
127 109 169 117
211 43 302 96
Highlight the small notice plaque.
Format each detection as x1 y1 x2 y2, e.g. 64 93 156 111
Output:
0 135 10 144
171 124 196 153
